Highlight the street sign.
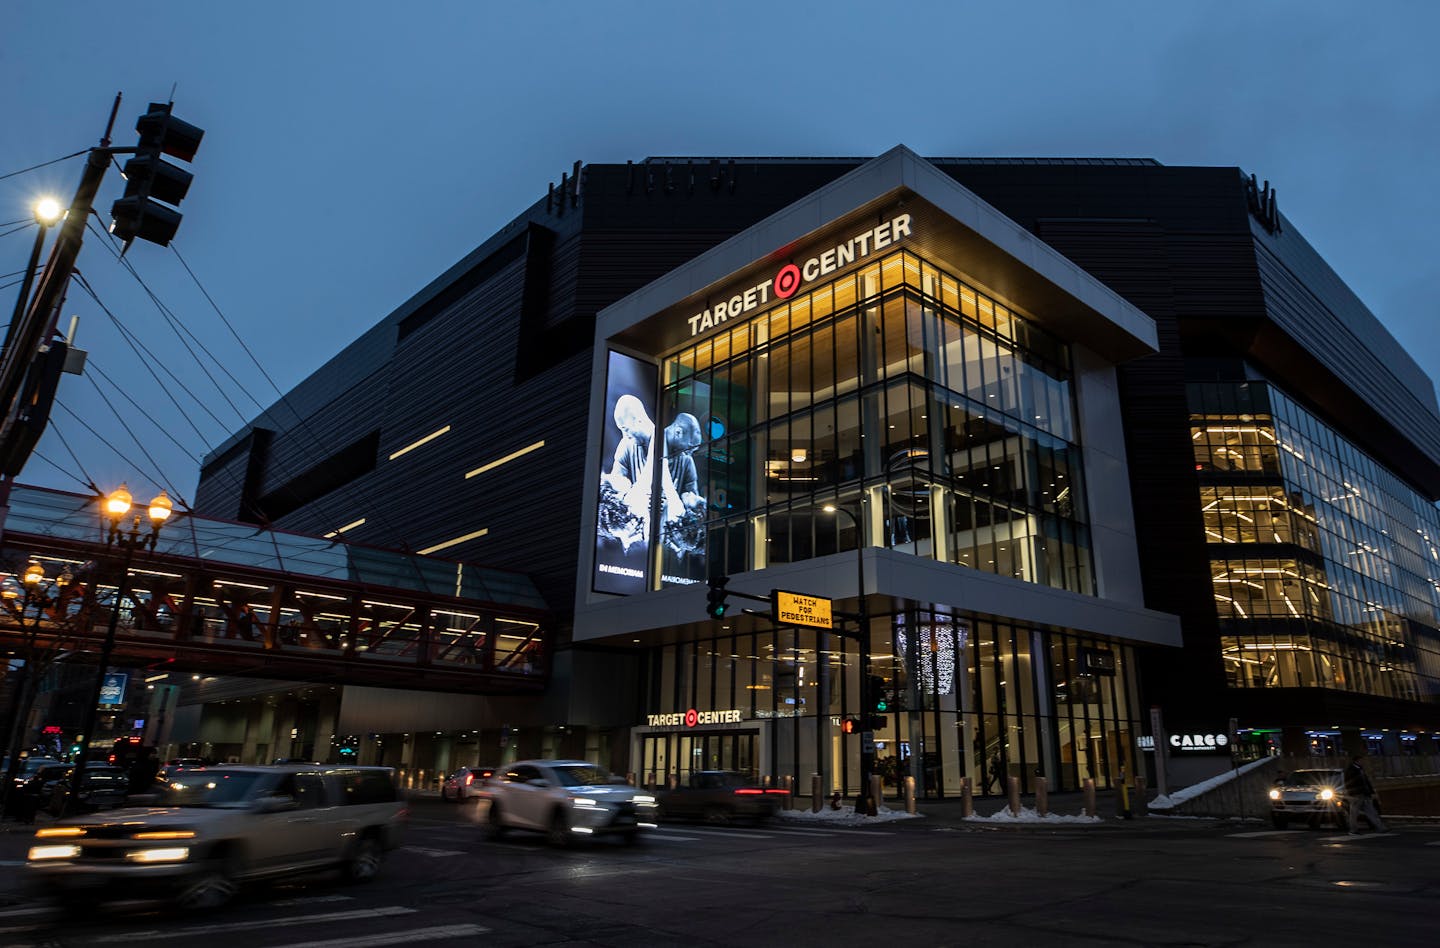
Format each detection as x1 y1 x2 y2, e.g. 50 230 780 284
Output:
861 733 876 754
98 672 128 706
771 589 833 630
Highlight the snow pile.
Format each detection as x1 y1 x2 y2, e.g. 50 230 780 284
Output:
1147 758 1273 811
964 806 1101 825
778 804 923 824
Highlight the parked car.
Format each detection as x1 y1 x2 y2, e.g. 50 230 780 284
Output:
26 764 407 909
6 757 62 787
478 760 657 846
5 763 70 823
1268 769 1349 828
45 766 130 816
441 765 496 802
658 770 784 825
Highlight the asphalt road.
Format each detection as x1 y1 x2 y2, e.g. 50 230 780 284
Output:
0 798 1436 947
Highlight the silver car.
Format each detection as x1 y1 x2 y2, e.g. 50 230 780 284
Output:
479 760 657 846
1268 769 1347 828
26 765 406 908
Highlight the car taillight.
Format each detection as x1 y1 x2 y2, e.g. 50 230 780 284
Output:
465 774 474 786
765 789 789 796
734 788 764 795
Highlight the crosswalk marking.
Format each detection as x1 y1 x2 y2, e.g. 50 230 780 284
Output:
95 906 418 942
1227 830 1305 838
285 925 491 948
663 827 773 839
401 845 465 857
1321 832 1396 842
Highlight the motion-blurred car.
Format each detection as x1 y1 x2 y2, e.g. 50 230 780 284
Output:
479 760 657 846
26 764 406 909
45 766 129 816
1268 769 1347 828
441 765 496 802
658 771 785 824
6 757 62 786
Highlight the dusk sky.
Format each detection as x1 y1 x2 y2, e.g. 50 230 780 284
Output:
3 1 1437 511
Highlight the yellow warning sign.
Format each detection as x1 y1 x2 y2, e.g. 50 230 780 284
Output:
772 590 833 630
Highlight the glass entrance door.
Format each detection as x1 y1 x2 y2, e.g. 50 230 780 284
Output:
640 731 758 787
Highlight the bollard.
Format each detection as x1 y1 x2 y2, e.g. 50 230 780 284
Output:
782 775 794 810
668 772 679 791
1008 775 1021 817
626 772 635 787
1036 776 1048 817
1116 776 1132 820
1083 777 1096 818
869 775 883 815
763 774 772 788
812 773 822 814
961 776 974 818
1135 775 1148 818
904 775 916 815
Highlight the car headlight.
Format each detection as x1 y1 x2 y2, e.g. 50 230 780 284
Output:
572 797 599 807
1268 789 1280 800
35 827 85 839
126 847 190 863
1318 788 1334 800
634 794 655 805
28 845 80 861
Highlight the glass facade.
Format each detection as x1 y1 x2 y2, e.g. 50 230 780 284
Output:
638 613 1140 797
660 249 1093 595
1191 380 1440 703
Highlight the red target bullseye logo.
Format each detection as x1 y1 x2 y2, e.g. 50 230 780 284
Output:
684 708 699 728
773 264 802 299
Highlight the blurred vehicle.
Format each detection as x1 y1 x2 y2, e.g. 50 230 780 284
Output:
45 766 129 816
658 771 784 825
478 760 657 846
441 766 496 802
5 763 69 823
26 764 406 909
159 759 209 782
1268 769 1348 828
6 757 63 787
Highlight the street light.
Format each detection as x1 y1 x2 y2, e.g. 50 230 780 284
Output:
0 560 74 813
3 197 64 357
823 502 877 816
66 484 173 810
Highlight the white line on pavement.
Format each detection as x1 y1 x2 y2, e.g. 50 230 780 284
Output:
671 827 774 839
284 924 491 948
1227 830 1305 838
94 906 417 942
401 846 466 857
0 908 52 920
1321 832 1397 842
648 832 703 842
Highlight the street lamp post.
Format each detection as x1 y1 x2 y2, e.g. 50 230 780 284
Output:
0 560 72 811
2 198 63 359
823 502 876 816
66 485 171 810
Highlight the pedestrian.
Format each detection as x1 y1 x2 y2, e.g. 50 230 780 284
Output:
1342 750 1386 835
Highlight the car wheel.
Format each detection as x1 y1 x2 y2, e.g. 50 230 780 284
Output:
703 805 733 825
547 809 571 848
177 850 240 911
485 802 507 840
1270 814 1287 829
343 834 384 884
440 785 450 802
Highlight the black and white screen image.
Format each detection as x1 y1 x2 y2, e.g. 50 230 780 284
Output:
593 351 660 595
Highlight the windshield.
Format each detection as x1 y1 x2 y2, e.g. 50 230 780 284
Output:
158 770 267 807
1279 771 1340 788
552 764 613 787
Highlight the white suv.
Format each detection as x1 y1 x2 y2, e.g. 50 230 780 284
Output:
26 765 406 908
480 760 657 846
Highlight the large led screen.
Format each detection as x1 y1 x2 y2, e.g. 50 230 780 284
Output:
593 351 660 595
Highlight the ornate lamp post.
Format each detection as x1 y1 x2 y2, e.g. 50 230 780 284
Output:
823 502 876 816
0 560 73 811
66 485 171 807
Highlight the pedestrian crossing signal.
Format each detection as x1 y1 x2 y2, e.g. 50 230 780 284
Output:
840 716 858 735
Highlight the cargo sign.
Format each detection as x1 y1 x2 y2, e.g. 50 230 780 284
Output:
772 590 833 630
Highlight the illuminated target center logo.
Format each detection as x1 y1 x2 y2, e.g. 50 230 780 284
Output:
684 708 699 728
773 264 802 300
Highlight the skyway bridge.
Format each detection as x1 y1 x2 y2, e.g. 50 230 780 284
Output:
0 484 550 693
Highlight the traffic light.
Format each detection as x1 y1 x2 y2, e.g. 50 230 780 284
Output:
865 715 888 732
705 575 730 620
109 102 204 250
868 675 888 713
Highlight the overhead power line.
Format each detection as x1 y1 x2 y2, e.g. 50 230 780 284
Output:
0 149 87 182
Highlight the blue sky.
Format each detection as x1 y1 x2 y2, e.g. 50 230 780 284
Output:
3 0 1437 508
